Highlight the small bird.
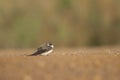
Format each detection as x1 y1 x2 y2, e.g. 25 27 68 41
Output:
28 42 54 56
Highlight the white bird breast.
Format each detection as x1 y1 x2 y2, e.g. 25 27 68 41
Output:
40 49 53 56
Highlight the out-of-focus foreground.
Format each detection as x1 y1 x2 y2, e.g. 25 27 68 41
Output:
0 47 120 80
0 0 120 48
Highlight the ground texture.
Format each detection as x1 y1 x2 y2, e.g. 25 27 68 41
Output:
0 47 120 80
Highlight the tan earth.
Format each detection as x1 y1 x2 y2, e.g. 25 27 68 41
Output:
0 47 120 80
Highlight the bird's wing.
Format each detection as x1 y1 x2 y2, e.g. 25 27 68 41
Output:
37 47 43 50
28 49 46 56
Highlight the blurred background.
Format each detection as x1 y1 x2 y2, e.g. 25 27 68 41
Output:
0 0 120 48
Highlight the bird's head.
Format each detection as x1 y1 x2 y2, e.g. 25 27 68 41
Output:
47 42 54 49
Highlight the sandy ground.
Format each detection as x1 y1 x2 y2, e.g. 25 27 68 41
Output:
0 47 120 80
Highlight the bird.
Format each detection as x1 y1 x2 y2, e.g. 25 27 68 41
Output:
28 42 54 56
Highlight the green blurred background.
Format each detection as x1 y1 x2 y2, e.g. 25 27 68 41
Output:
0 0 120 48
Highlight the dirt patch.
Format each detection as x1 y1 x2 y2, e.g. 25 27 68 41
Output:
0 47 120 80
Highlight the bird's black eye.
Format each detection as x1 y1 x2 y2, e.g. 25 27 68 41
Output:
49 43 52 45
47 43 53 47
